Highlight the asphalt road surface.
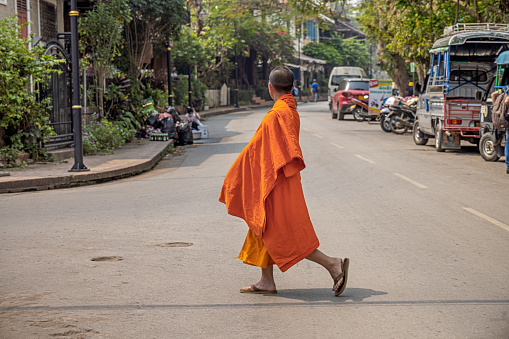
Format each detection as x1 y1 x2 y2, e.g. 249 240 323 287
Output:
1 101 509 338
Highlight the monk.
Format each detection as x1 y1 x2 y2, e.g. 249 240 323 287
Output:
219 66 349 296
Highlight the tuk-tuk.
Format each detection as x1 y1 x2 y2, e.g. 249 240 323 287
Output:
479 50 509 161
413 23 509 151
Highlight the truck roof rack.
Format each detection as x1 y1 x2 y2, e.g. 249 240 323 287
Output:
443 23 509 37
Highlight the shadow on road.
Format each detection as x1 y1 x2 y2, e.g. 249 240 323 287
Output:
274 287 388 302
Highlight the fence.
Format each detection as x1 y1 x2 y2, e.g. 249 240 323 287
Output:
205 84 230 108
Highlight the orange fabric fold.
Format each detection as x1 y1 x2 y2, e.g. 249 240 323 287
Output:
220 94 319 272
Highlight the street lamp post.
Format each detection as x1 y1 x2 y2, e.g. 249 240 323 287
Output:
69 0 88 172
167 39 173 106
298 25 302 102
188 65 192 108
235 47 239 108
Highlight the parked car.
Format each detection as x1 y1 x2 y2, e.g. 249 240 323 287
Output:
330 79 369 120
328 66 367 110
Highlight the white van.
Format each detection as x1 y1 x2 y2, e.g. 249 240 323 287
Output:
328 67 367 108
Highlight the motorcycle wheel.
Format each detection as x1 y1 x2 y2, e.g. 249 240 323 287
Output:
353 108 365 122
389 112 408 134
479 133 501 161
380 115 392 133
412 120 428 145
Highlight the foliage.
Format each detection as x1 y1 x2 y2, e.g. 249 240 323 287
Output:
79 0 131 117
356 0 509 92
194 0 298 87
0 16 60 163
231 89 255 106
303 33 369 76
104 73 131 120
171 76 207 109
82 113 135 155
125 0 186 80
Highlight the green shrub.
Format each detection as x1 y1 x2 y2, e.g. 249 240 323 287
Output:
82 113 134 155
232 89 255 106
255 86 271 101
0 16 60 163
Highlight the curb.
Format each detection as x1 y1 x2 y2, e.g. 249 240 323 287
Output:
0 140 174 194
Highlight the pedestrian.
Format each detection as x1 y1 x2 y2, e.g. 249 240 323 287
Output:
291 82 298 106
219 66 349 296
311 78 319 102
490 89 509 174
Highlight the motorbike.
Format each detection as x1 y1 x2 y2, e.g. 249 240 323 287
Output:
378 96 404 133
386 98 418 134
349 95 374 122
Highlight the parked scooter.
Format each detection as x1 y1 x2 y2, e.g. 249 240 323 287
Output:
378 96 404 133
350 95 374 121
385 97 418 134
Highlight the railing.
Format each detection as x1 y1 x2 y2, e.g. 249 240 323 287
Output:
443 23 509 36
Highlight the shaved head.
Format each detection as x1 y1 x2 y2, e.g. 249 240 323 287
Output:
269 66 294 93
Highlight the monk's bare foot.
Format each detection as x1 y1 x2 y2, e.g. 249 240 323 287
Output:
241 278 276 293
330 258 343 291
240 283 277 293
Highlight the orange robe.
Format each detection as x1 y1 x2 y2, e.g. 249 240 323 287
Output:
219 94 319 272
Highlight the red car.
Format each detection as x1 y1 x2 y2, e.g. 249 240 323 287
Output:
330 79 369 120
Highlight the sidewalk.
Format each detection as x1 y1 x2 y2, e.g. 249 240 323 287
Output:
0 104 272 194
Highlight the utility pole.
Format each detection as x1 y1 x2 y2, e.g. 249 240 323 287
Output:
69 0 88 172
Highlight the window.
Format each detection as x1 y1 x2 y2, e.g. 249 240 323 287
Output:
331 75 360 86
450 69 488 82
347 81 369 91
306 20 318 42
41 1 58 42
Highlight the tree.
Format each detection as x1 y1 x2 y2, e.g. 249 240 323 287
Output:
200 0 297 87
125 0 186 81
303 34 370 76
356 0 509 93
79 0 131 117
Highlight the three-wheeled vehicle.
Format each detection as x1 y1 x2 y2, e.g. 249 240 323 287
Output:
413 23 509 151
479 50 509 161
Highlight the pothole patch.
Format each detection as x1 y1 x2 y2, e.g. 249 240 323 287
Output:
91 256 123 262
155 242 193 247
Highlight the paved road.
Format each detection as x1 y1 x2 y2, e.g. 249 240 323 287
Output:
1 102 508 338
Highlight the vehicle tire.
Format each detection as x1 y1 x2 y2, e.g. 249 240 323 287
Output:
338 105 345 120
330 101 338 119
389 112 408 134
380 115 391 133
435 123 445 152
353 108 365 122
413 120 428 145
479 133 501 162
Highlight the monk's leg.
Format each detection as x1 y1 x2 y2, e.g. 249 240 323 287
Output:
305 249 343 291
240 265 277 292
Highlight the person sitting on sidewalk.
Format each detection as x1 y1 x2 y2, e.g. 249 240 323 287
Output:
184 106 202 130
